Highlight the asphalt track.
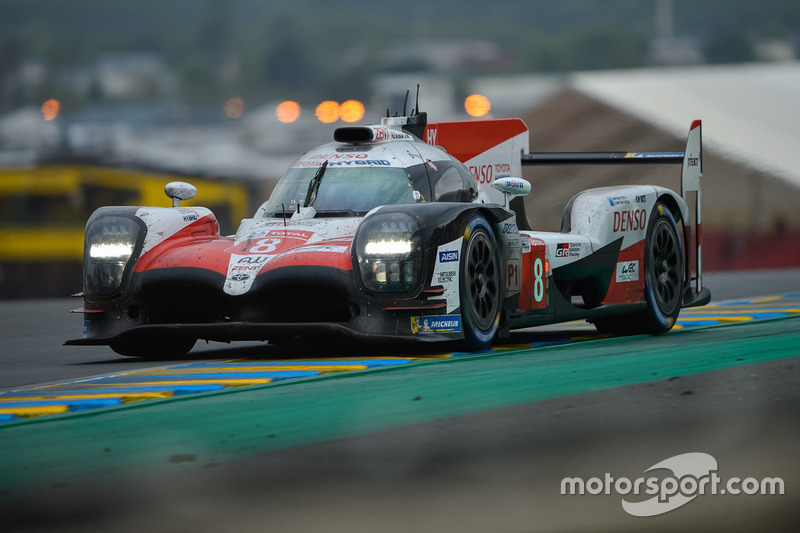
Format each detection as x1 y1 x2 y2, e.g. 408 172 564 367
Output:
1 270 799 532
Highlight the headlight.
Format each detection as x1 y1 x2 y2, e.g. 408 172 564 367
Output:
355 212 422 293
84 216 142 298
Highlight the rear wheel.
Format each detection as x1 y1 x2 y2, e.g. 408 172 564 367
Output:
459 216 502 350
110 337 196 359
593 202 684 335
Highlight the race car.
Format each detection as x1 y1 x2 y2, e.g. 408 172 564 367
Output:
67 107 710 357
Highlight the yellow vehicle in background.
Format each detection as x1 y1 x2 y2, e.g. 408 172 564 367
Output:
0 165 250 299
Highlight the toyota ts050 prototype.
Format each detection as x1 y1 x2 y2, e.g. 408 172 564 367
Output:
67 108 710 357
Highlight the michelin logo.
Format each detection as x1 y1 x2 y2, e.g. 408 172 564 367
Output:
411 315 462 334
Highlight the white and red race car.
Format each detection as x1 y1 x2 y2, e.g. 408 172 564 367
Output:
68 107 710 357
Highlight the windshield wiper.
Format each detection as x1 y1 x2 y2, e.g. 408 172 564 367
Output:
313 209 362 217
303 160 328 208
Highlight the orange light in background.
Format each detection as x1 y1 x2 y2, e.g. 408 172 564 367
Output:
315 100 340 123
464 94 491 117
339 100 365 123
276 100 301 123
41 99 60 121
224 97 245 118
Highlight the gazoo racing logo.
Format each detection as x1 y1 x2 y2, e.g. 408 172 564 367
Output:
555 242 581 258
439 250 459 263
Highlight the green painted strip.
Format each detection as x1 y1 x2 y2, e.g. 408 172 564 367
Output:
0 316 797 492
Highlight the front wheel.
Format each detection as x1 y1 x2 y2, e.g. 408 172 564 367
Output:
110 337 196 359
593 202 684 335
459 216 502 350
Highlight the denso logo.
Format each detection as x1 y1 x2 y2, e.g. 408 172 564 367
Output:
613 209 647 232
439 250 459 262
469 164 493 184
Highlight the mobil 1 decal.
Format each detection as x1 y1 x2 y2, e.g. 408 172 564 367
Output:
432 237 463 313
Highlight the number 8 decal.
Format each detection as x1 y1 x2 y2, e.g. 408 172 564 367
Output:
533 257 544 303
249 238 281 254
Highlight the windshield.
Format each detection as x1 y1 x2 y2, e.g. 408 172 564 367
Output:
261 165 416 216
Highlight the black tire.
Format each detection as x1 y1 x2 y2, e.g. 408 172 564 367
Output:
593 202 684 335
459 215 502 350
110 337 196 358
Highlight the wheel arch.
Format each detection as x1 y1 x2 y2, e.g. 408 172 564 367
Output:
652 187 689 225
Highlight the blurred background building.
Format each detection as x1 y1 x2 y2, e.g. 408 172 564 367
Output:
1 0 799 298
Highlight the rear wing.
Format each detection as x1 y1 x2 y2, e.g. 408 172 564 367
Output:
522 120 708 308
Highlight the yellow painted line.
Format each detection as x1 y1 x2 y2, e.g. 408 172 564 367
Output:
115 379 272 387
0 406 69 417
492 344 540 351
0 392 173 402
678 316 752 322
751 296 784 303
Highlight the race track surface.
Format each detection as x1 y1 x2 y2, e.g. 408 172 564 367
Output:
1 270 799 532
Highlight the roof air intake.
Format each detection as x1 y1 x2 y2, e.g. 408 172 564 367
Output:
334 127 373 143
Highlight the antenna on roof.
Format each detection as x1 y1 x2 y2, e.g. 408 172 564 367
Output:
403 90 409 116
401 85 427 139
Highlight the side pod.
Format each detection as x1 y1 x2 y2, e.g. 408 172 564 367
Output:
520 120 711 308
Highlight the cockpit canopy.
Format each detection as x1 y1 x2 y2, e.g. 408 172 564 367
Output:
257 139 478 218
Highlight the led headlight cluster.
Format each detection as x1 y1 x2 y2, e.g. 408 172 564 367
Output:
83 216 142 297
355 212 422 293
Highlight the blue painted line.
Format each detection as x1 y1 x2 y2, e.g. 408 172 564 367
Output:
706 304 798 310
175 359 415 368
0 414 17 423
1 385 226 396
681 312 787 319
0 384 212 400
88 371 321 383
677 321 720 327
0 399 122 411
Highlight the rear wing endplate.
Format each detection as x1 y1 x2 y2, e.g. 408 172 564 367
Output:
522 120 709 308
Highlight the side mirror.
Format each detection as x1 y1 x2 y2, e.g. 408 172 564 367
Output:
491 177 531 207
165 181 197 207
